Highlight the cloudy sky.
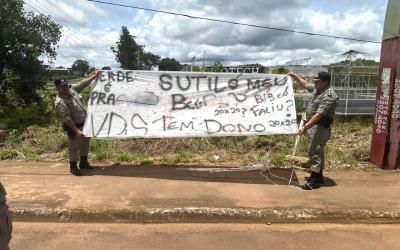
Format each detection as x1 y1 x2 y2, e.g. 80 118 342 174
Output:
24 0 388 68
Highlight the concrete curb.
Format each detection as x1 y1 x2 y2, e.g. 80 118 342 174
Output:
10 207 400 224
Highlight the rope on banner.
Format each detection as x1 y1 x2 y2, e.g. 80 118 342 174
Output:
182 117 308 190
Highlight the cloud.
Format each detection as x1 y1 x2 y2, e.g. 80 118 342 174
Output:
26 0 385 67
132 0 383 65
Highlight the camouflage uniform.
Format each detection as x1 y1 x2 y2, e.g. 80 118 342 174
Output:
304 83 339 173
54 81 90 162
0 183 12 250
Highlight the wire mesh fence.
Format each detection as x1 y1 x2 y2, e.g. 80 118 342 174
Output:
291 65 378 116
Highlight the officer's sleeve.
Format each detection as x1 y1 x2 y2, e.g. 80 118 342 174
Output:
71 81 88 93
55 101 72 123
0 182 7 200
317 95 338 116
305 83 314 92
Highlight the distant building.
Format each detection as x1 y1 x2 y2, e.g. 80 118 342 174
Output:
49 68 72 78
40 64 51 70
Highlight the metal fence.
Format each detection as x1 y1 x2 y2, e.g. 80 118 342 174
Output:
330 66 378 115
291 65 378 116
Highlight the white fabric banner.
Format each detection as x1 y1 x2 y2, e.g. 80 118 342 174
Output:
83 70 298 138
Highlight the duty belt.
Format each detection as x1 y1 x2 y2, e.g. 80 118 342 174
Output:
317 116 333 128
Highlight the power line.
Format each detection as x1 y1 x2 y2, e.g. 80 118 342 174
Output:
87 0 382 45
24 2 84 59
40 0 85 29
25 0 112 52
32 0 105 49
24 0 99 63
82 0 119 29
25 0 120 68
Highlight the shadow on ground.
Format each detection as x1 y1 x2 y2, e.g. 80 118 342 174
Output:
79 164 333 186
320 177 336 187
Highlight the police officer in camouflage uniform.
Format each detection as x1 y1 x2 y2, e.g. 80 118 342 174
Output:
0 182 12 250
288 71 339 190
54 69 100 176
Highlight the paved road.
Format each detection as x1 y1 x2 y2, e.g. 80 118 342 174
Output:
10 222 400 250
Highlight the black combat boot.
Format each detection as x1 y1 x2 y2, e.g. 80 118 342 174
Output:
301 171 320 190
304 169 324 184
79 156 94 170
70 161 82 176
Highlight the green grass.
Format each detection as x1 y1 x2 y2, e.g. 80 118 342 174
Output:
4 129 22 144
350 142 370 161
93 151 114 161
328 147 358 166
0 95 374 168
140 159 154 165
16 143 40 160
0 120 372 168
0 148 19 160
90 139 121 153
115 151 135 162
269 151 287 166
24 126 67 153
114 151 148 162
0 105 53 130
332 116 372 133
173 150 192 163
159 150 191 164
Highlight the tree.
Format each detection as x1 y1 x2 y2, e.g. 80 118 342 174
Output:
112 26 139 70
0 0 61 104
159 58 182 71
141 52 160 70
101 66 111 70
112 26 160 70
272 67 288 74
71 60 90 77
211 61 224 72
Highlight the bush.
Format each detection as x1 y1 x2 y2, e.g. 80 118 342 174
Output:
0 148 19 160
23 126 66 153
5 129 22 144
0 104 53 130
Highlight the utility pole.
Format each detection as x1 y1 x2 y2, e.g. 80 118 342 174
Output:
371 0 400 169
202 51 205 72
190 56 195 72
383 0 400 40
